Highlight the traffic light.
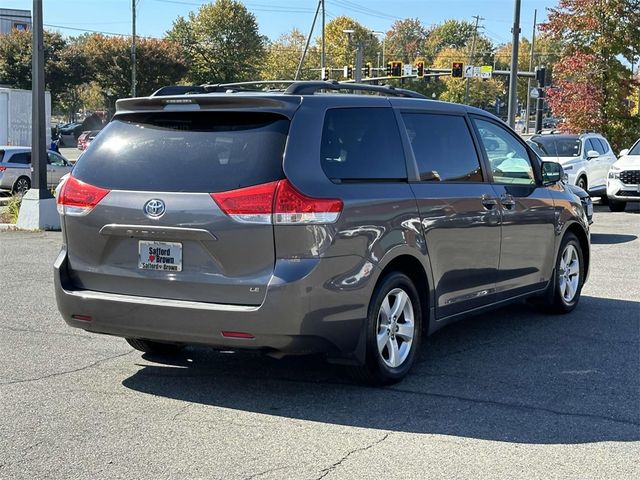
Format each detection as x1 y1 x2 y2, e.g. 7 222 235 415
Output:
415 61 424 78
344 65 353 79
424 69 431 83
386 62 392 77
452 62 463 78
389 61 402 77
321 67 328 81
535 67 546 86
363 62 371 78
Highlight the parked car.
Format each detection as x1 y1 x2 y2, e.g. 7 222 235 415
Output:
55 81 590 385
606 138 640 212
77 130 101 151
0 146 72 195
528 133 617 198
58 123 83 147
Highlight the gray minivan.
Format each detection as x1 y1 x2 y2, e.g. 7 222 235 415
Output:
54 81 590 384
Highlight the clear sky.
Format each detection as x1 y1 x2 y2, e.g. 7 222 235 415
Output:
3 0 556 45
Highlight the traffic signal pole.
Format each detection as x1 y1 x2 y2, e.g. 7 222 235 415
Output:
506 0 521 129
355 42 363 82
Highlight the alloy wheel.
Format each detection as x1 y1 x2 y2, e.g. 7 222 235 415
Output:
558 244 580 303
376 288 415 368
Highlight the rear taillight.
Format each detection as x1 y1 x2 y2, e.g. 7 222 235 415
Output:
0 166 7 172
57 175 110 216
273 179 342 224
211 179 342 225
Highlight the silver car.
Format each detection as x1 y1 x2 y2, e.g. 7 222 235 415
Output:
0 146 72 195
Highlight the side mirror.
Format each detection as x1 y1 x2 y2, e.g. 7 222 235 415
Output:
541 161 563 186
586 150 600 159
618 148 629 157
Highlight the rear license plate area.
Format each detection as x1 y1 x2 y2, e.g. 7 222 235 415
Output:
138 240 182 272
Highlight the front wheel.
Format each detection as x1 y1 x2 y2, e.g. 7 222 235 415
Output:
351 272 422 385
546 233 585 313
608 200 626 212
576 176 588 192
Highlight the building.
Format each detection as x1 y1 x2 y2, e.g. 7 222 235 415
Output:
0 9 31 34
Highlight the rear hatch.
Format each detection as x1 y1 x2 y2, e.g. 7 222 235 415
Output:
60 109 290 305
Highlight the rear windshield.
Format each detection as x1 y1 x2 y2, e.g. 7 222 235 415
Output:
529 137 581 157
72 112 289 192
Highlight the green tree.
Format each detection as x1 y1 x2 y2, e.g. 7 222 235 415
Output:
423 20 476 61
261 29 319 81
167 0 265 84
0 29 73 105
541 0 640 150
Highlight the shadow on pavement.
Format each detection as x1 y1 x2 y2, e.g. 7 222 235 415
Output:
590 233 638 244
122 295 640 444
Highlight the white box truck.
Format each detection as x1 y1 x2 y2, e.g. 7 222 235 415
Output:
0 87 51 147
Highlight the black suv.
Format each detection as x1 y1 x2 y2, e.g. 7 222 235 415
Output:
55 81 590 384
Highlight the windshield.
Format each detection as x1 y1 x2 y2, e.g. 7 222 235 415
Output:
629 139 640 156
529 137 582 157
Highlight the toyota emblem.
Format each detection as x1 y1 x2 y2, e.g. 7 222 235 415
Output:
143 199 166 218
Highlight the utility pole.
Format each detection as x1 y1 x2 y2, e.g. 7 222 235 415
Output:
17 0 59 229
464 15 483 105
131 0 137 97
321 0 325 75
525 9 537 134
354 42 363 82
507 0 521 129
296 0 321 80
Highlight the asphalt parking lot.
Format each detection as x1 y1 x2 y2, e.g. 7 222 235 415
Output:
1 204 638 479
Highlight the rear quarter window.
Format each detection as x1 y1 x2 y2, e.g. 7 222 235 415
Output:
72 112 289 193
320 107 406 182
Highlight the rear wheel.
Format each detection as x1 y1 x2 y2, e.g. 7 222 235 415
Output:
13 176 30 196
125 338 184 354
351 272 422 385
608 200 626 212
545 233 584 313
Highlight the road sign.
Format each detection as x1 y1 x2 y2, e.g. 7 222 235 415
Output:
463 65 474 78
480 65 493 79
403 64 413 77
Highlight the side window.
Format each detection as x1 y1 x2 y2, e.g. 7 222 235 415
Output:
596 138 609 154
474 118 536 186
8 152 31 165
402 113 483 182
48 152 66 166
321 108 406 182
587 138 604 155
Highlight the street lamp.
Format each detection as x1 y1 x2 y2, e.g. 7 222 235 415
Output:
371 31 385 74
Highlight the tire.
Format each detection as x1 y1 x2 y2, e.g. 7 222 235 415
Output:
576 176 587 192
125 338 184 354
13 176 30 196
599 195 608 205
351 272 422 385
608 200 626 212
545 233 585 313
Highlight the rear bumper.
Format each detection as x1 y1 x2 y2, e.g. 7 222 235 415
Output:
54 248 371 361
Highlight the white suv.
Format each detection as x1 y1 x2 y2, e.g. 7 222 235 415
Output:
607 138 640 212
528 133 618 198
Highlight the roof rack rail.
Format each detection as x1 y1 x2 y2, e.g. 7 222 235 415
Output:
283 80 427 99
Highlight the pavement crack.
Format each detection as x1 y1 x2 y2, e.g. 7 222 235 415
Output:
244 465 292 479
0 350 135 386
315 432 391 480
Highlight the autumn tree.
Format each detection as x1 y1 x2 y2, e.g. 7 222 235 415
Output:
261 29 319 81
80 34 187 99
317 16 379 76
541 0 640 150
423 20 477 61
167 0 265 84
385 18 429 64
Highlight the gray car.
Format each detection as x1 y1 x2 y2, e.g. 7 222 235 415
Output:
54 82 590 384
0 146 72 195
